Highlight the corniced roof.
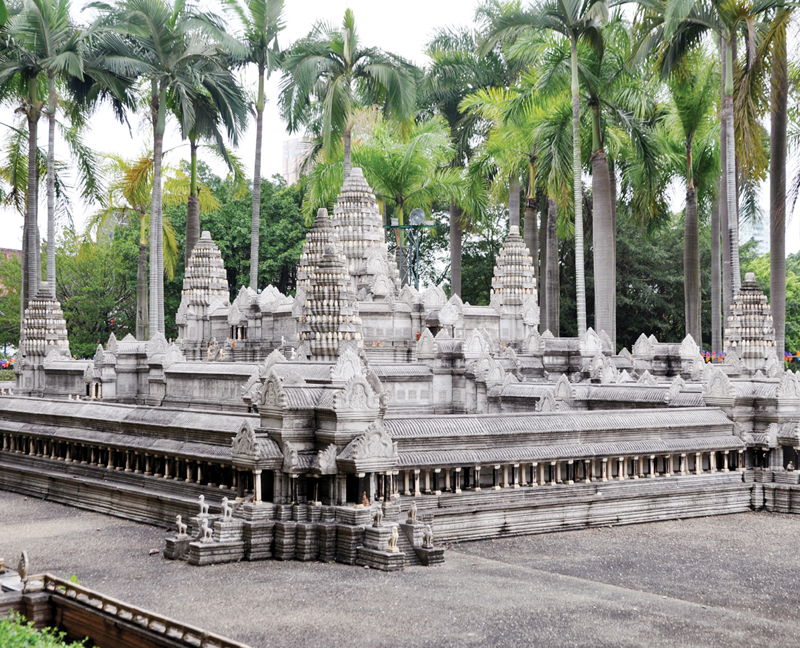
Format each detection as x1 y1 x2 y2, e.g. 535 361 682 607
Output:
372 364 433 378
398 436 744 468
166 362 258 376
384 407 732 439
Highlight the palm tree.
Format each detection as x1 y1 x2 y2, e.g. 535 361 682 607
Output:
421 20 522 297
279 8 417 180
171 70 248 264
230 0 284 290
96 0 239 337
482 0 609 336
666 50 718 345
87 154 209 338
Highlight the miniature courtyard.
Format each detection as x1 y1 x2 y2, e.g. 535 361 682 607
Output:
3 490 799 647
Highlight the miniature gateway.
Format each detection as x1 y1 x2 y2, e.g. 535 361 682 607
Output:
1 168 798 572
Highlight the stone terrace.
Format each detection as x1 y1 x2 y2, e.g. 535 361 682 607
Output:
3 490 800 648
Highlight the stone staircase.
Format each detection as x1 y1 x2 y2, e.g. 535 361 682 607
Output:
396 524 422 566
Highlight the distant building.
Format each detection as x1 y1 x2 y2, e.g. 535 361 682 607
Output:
282 137 312 186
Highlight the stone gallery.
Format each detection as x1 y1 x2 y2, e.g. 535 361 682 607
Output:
2 168 798 571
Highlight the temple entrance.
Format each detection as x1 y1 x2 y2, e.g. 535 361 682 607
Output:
345 473 359 504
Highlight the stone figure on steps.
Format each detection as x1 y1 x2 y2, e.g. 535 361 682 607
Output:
17 551 29 584
361 492 370 507
198 494 209 515
200 518 213 543
373 506 383 527
387 526 399 553
221 497 233 519
788 462 795 472
408 500 417 523
175 515 187 537
423 525 434 549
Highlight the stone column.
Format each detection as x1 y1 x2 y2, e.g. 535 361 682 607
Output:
413 469 422 496
519 463 528 487
722 450 730 472
454 467 462 494
423 469 431 494
163 456 170 479
502 465 509 488
566 460 574 485
444 468 451 492
403 471 411 496
512 464 520 488
185 461 193 482
582 460 590 483
236 470 245 501
106 449 113 470
695 452 702 475
254 469 263 503
474 466 482 492
549 461 557 485
679 453 687 475
710 451 717 473
665 455 673 477
432 469 441 495
144 454 152 476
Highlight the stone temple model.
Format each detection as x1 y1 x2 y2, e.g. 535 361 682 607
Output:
2 166 800 571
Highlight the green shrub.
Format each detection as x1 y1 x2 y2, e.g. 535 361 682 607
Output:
0 612 85 648
0 369 15 381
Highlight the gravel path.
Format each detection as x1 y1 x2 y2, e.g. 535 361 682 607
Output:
2 490 799 647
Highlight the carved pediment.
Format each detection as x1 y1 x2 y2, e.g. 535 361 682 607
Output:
228 302 243 326
259 371 287 409
315 444 338 474
703 366 735 400
764 351 781 378
263 349 288 375
522 296 540 327
416 328 436 357
422 284 447 311
465 329 488 357
241 367 262 404
632 333 653 358
580 327 603 357
292 285 306 318
554 374 574 402
525 330 541 354
145 332 168 358
83 363 95 383
397 284 420 305
175 300 188 326
438 300 460 326
350 421 398 462
94 344 106 366
371 273 394 298
162 343 185 369
106 333 118 355
330 347 365 383
333 376 379 413
637 370 657 386
536 388 559 412
723 349 745 371
666 376 686 405
282 443 300 473
232 420 259 459
679 335 699 359
777 371 800 400
616 369 634 384
618 347 632 362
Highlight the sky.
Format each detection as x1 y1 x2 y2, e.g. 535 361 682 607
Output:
0 0 797 256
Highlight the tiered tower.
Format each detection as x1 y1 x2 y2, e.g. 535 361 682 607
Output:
331 167 400 299
724 272 776 372
490 225 539 345
176 231 231 358
17 283 71 395
297 209 363 361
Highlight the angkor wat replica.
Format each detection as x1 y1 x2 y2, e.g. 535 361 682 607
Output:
2 168 798 571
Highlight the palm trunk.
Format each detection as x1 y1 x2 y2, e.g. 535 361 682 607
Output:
711 197 722 354
250 66 265 289
684 192 701 346
724 39 740 294
449 202 462 297
136 233 149 340
590 108 614 341
343 126 352 178
524 197 538 287
25 100 40 311
770 20 788 360
546 197 559 335
149 83 166 337
509 176 520 229
539 198 547 331
609 161 617 349
720 37 732 320
46 74 57 297
186 138 201 266
570 37 587 335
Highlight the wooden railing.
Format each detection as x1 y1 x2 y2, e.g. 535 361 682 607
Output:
35 573 251 648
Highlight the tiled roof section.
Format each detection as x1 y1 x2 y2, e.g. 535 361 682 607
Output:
398 436 744 468
257 437 283 459
371 364 433 378
272 363 332 382
383 408 732 438
282 386 325 409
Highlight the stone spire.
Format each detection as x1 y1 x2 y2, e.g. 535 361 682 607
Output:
724 271 775 372
331 167 400 299
20 283 70 359
491 226 538 308
297 209 363 361
180 231 229 307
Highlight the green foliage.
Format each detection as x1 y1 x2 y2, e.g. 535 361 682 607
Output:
740 243 800 353
56 230 136 358
0 254 21 349
0 612 85 648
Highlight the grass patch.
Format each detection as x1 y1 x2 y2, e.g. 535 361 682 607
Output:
0 612 85 648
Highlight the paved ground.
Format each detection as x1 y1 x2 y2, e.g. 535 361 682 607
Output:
2 489 799 647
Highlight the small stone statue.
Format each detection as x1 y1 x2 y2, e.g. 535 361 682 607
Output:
788 462 795 472
281 336 286 348
361 491 370 508
198 494 209 515
373 506 383 528
206 343 214 361
17 551 29 584
387 525 399 553
221 497 233 520
175 515 187 537
407 500 417 522
200 518 213 543
423 524 434 549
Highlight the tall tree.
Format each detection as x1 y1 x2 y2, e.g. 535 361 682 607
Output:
280 8 417 180
482 0 609 336
231 0 284 289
